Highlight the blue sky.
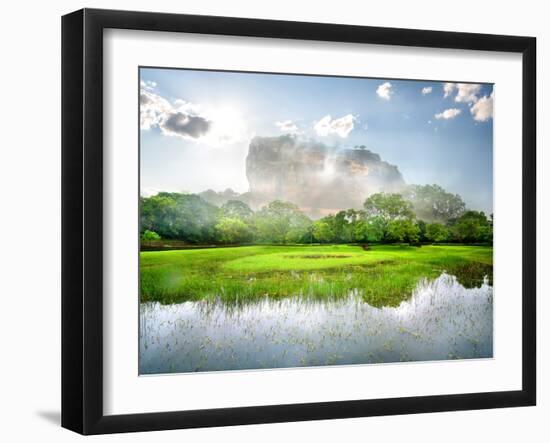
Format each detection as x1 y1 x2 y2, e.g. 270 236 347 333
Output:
140 67 494 213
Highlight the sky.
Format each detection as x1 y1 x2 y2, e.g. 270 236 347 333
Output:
140 67 494 213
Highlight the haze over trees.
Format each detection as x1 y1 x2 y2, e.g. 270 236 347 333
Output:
403 184 466 222
140 184 493 246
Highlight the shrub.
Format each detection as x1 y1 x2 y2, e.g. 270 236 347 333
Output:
141 230 161 241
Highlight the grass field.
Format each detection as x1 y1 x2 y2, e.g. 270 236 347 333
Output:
140 244 493 307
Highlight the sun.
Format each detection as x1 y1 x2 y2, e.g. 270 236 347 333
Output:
207 105 248 145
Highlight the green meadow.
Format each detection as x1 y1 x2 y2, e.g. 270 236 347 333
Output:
140 244 493 307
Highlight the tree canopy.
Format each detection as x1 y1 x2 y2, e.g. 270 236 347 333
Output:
140 192 219 243
220 200 254 220
253 200 312 244
140 187 492 246
404 184 466 222
450 210 493 243
215 217 253 244
363 193 414 222
425 222 449 243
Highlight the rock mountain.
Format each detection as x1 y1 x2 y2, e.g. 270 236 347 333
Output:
244 135 405 217
200 135 405 218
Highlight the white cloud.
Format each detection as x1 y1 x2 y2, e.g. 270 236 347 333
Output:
421 86 433 95
140 80 157 91
140 86 249 144
443 82 482 104
470 92 494 122
454 83 481 104
275 120 300 135
140 89 173 130
376 82 393 100
443 83 455 98
442 82 493 121
314 114 355 138
435 108 462 120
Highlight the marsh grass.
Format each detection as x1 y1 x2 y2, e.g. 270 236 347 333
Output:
140 244 493 307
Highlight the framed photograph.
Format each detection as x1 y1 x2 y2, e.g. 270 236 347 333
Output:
62 8 536 435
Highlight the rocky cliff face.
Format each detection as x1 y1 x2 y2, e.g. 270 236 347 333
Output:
246 136 405 217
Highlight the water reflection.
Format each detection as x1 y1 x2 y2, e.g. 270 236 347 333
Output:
139 273 493 374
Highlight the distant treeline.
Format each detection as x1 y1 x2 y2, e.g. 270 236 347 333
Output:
140 184 493 245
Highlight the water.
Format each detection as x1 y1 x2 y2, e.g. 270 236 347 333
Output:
139 273 493 374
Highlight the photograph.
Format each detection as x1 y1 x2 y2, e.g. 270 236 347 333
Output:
138 67 494 375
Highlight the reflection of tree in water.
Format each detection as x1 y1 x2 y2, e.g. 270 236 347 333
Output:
448 262 493 288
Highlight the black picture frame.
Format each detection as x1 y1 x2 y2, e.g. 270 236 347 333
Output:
62 8 536 435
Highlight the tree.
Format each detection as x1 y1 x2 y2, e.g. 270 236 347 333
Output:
314 211 353 243
416 219 428 242
285 227 311 244
141 229 161 241
140 194 177 235
313 220 335 243
386 219 420 243
253 200 311 244
330 211 351 242
344 208 364 224
477 224 493 244
140 192 220 243
215 217 253 244
404 184 466 222
425 223 449 243
363 193 414 222
198 188 244 207
483 213 494 245
450 210 492 243
354 217 385 243
221 200 253 220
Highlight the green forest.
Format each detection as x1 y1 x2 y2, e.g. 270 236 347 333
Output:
140 184 493 246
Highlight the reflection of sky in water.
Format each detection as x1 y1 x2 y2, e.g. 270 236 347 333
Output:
139 273 493 374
